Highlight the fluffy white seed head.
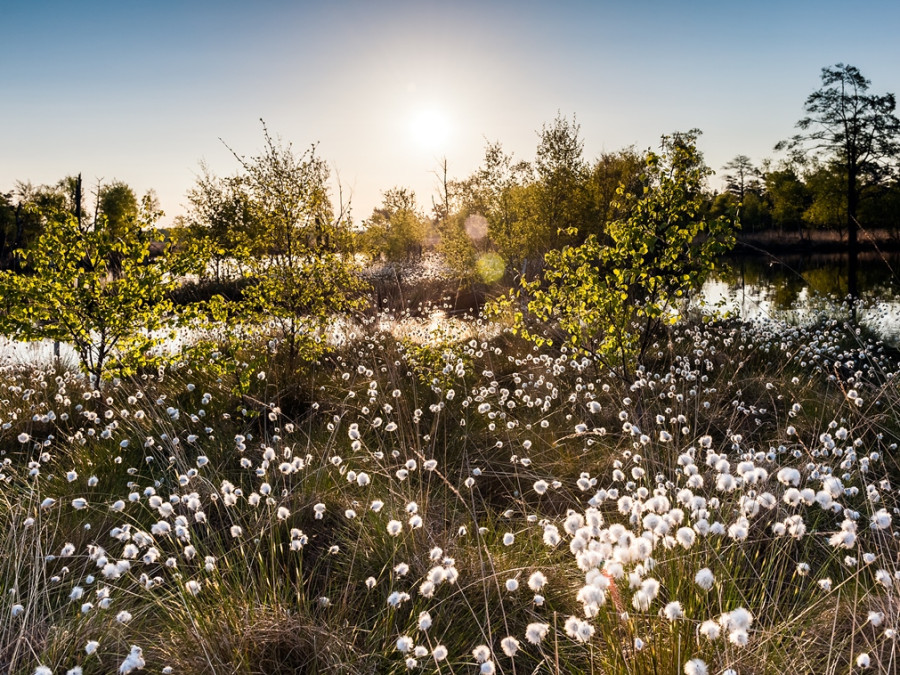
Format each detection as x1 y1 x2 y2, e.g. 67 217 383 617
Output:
683 658 708 675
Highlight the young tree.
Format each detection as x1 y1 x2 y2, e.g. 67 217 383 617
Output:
534 113 594 247
94 180 142 274
803 162 847 238
452 141 541 276
10 182 60 251
177 166 261 283
588 147 644 235
777 63 900 298
721 155 761 201
0 203 175 388
1 177 95 270
0 191 15 268
764 166 810 234
859 179 900 239
436 211 479 282
210 123 367 367
97 181 138 236
494 131 736 376
361 187 428 262
431 158 484 282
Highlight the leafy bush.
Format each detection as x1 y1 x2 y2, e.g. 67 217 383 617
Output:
0 201 176 388
495 131 736 376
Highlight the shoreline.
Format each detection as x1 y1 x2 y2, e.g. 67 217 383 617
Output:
734 229 900 255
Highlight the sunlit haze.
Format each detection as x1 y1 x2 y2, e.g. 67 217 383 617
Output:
409 109 452 152
3 0 899 224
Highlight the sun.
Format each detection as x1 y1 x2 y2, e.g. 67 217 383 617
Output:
409 108 451 151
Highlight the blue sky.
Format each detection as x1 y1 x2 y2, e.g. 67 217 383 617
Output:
3 0 899 223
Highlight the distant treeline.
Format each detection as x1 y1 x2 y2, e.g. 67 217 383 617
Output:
4 65 899 279
0 176 159 271
355 120 900 282
3 126 898 275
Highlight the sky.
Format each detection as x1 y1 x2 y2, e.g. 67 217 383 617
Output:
3 0 900 225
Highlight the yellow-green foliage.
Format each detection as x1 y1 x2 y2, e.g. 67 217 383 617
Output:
361 188 430 263
0 209 176 387
398 329 472 394
180 125 369 370
495 131 737 372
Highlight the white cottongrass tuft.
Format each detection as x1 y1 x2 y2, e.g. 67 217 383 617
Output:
872 509 892 529
500 636 520 657
564 615 595 642
387 591 410 607
472 645 491 662
699 620 720 640
663 601 684 620
721 607 754 631
777 467 801 486
119 645 146 674
729 629 749 646
694 567 715 590
528 571 547 591
676 527 696 549
683 658 708 675
525 622 550 644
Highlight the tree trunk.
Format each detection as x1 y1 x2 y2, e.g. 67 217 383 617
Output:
13 203 24 271
0 212 7 267
75 173 83 230
847 166 859 316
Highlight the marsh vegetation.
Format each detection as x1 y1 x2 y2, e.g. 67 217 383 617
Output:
2 64 900 675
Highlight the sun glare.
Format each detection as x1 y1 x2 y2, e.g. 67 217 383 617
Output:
409 109 450 150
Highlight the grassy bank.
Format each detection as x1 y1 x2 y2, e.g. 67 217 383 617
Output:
735 228 900 255
2 308 899 674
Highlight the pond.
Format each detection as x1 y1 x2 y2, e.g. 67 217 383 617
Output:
3 251 900 371
703 251 900 343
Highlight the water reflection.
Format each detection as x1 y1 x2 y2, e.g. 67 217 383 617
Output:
705 252 900 343
0 336 80 369
5 252 900 371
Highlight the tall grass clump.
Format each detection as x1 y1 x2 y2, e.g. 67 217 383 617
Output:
1 303 899 674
